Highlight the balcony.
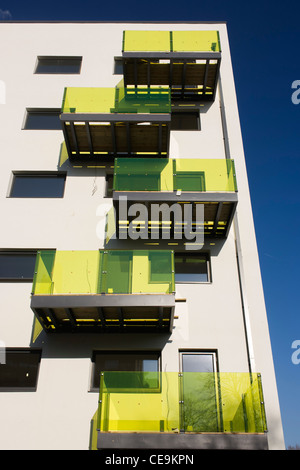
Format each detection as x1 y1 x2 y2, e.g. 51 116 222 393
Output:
121 31 221 101
96 372 267 450
113 158 238 239
60 85 171 162
30 250 175 333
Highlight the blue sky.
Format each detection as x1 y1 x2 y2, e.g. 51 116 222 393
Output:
1 0 300 449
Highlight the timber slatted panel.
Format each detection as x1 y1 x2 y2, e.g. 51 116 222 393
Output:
124 61 218 88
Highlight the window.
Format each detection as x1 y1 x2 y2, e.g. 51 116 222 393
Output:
23 109 61 130
91 351 160 390
9 172 66 198
0 251 37 281
180 351 217 373
113 58 124 75
35 56 82 74
171 112 200 131
0 349 42 391
175 253 210 283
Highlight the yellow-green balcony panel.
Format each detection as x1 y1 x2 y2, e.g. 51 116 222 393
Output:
121 31 221 101
113 158 238 239
96 371 268 450
30 250 175 333
60 86 171 162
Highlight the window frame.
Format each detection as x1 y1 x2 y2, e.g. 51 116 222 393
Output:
34 56 82 74
0 348 42 392
23 108 62 130
174 252 211 284
179 350 218 373
90 350 161 392
8 171 67 198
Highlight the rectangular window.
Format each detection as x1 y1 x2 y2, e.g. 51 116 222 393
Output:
0 251 37 281
23 109 61 130
175 253 210 283
9 172 66 198
113 58 124 75
180 351 217 373
35 56 82 74
0 349 42 391
91 351 160 390
171 112 200 131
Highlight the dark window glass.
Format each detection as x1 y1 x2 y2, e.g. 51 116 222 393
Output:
171 112 200 130
24 109 61 130
92 351 160 389
114 58 124 75
105 174 114 197
0 349 41 390
10 173 66 198
175 253 209 283
35 56 82 74
0 252 37 281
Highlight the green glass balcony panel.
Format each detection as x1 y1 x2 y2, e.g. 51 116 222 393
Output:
97 372 267 434
113 158 237 193
113 158 173 191
32 250 174 296
61 84 171 115
123 31 171 52
172 31 221 52
33 250 101 295
123 30 221 53
32 250 56 295
99 250 174 294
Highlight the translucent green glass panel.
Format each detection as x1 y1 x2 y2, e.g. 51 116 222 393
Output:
32 250 101 295
61 85 171 114
174 159 237 192
172 31 221 52
123 31 171 52
32 251 56 294
97 372 267 434
99 250 174 294
123 31 221 53
113 158 237 192
32 250 174 295
113 158 173 191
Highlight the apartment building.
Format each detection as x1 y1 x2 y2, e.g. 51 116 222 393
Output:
0 22 285 450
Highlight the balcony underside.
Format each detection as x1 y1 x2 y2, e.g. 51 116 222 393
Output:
113 192 238 239
121 53 221 101
31 294 175 333
97 432 268 450
60 114 170 161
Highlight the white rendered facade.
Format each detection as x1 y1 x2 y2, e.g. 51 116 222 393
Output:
0 22 285 450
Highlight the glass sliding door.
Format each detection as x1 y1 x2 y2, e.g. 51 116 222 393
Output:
179 352 221 432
